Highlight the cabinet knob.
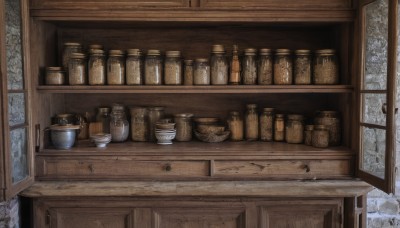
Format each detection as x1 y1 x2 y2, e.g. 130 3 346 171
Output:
164 163 172 172
88 164 94 173
303 164 310 173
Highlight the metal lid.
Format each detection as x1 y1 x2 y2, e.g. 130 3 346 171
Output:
259 48 272 55
263 107 275 112
229 111 240 116
46 67 64 71
147 49 161 56
314 125 328 130
97 107 110 113
174 113 194 118
244 48 257 55
109 49 124 56
315 49 336 55
305 125 314 131
246 104 257 109
49 124 80 130
148 106 164 111
127 49 142 56
63 42 82 46
89 49 105 55
212 44 225 54
295 49 311 55
317 110 339 117
88 44 103 50
195 58 209 63
70 53 86 59
287 114 304 120
275 114 285 118
275 49 291 55
165 50 181 57
184 59 194 65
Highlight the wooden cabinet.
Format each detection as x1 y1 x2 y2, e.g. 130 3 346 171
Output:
198 0 351 9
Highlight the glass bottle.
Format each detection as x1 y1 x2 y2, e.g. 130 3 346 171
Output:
164 51 182 85
259 108 274 142
88 49 106 85
210 44 228 85
193 58 210 85
126 49 143 85
174 113 194 142
304 125 314 146
245 104 258 141
312 125 329 148
313 49 339 85
68 53 87 85
274 114 285 142
147 106 165 141
274 49 293 85
227 111 243 141
129 106 148 142
258 48 273 85
229 45 241 85
184 60 194 85
145 50 163 85
314 111 341 146
46 67 65 85
242 48 257 85
96 107 111 134
110 104 129 142
285 114 304 144
107 50 125 85
294 49 312 85
62 42 83 72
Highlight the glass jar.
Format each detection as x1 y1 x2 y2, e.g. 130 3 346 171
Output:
258 48 273 85
245 104 258 141
285 114 304 144
304 125 314 146
45 67 65 85
227 111 243 141
147 106 165 141
129 106 148 142
184 60 194 85
107 50 125 85
110 104 129 142
193 58 210 85
312 125 329 148
95 107 111 134
313 49 339 85
145 50 163 85
260 108 274 142
242 48 257 85
164 51 182 85
274 49 293 85
68 53 87 85
294 49 312 85
126 49 143 85
274 114 285 142
62 42 83 72
210 44 228 85
314 111 341 146
174 113 194 142
229 45 241 85
88 49 106 85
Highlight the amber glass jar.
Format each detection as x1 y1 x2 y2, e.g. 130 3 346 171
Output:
184 60 194 85
174 113 194 142
260 108 274 142
304 125 314 146
68 53 87 85
46 67 65 85
110 104 129 142
242 48 257 85
312 125 329 148
88 49 106 85
193 58 210 85
227 111 244 141
313 49 339 85
314 111 341 146
245 104 258 141
274 49 293 85
210 44 228 85
145 50 163 85
164 51 182 85
285 114 304 144
229 45 241 85
258 48 273 85
129 107 148 142
126 49 143 85
294 50 312 85
274 114 285 141
147 106 165 142
62 42 83 72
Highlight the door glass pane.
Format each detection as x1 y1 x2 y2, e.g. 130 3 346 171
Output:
10 128 28 183
362 126 386 179
364 0 388 90
362 93 386 126
8 93 25 126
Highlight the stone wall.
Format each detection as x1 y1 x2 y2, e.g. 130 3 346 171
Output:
0 197 19 228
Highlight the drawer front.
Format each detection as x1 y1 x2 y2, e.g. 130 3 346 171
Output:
213 160 352 179
199 0 351 9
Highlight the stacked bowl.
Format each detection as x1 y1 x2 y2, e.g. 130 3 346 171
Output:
155 122 176 145
90 133 112 148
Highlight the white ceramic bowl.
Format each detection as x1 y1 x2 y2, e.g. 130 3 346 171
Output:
155 131 176 145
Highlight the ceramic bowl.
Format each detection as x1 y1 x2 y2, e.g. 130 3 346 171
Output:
194 130 230 143
90 133 112 148
194 117 219 125
155 131 176 145
49 124 80 149
156 122 176 130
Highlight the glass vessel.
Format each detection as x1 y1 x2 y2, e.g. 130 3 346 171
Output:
145 49 163 85
107 49 125 85
242 48 257 85
274 49 292 85
210 44 228 85
258 48 273 85
88 49 106 85
245 104 258 141
68 53 86 85
110 104 129 142
260 108 274 142
294 49 312 85
164 51 182 85
285 114 304 144
174 113 194 141
227 111 243 141
126 49 143 85
313 49 339 85
194 58 210 85
129 106 148 142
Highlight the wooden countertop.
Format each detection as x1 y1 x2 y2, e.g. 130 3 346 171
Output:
21 180 373 198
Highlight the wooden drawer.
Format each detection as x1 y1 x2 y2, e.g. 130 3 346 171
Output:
199 0 351 9
213 160 352 179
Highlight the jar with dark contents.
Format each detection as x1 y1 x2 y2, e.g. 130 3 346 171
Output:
312 125 329 148
229 45 241 85
96 107 111 134
68 53 87 85
129 106 148 142
245 104 258 141
274 49 293 85
164 51 182 85
227 111 243 141
184 60 194 85
274 114 285 142
126 49 143 85
314 111 341 146
46 67 65 85
242 48 257 85
62 42 83 72
210 44 228 85
313 49 339 85
304 125 314 146
258 48 273 85
107 50 125 85
259 108 274 142
174 113 194 142
145 50 163 85
285 114 304 144
294 49 312 85
110 104 129 142
193 58 210 85
88 49 106 85
147 107 165 142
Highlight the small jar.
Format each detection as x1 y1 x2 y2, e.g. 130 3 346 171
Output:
110 104 129 142
107 50 125 85
294 50 312 85
312 125 329 148
193 58 210 85
62 42 83 72
274 114 285 142
313 49 339 85
245 104 258 141
129 106 148 142
88 44 103 54
126 49 143 85
258 48 273 85
227 111 243 141
229 45 241 85
95 107 111 134
184 60 194 85
145 50 163 85
260 108 274 142
147 106 165 142
174 113 194 142
304 125 314 146
274 49 293 85
210 44 228 85
68 53 87 85
45 67 65 85
314 111 341 146
285 114 304 144
88 49 106 85
164 51 182 85
242 48 258 85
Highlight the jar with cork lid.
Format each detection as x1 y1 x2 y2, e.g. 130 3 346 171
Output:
229 45 241 85
126 49 143 85
210 44 228 85
242 48 257 85
88 49 106 85
164 51 182 85
145 50 163 85
274 49 293 85
107 50 125 85
294 49 312 85
68 53 87 85
258 48 273 85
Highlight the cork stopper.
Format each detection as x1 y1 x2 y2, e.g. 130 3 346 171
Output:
63 42 82 47
46 67 64 71
90 49 105 55
195 58 209 63
88 44 103 50
70 53 86 59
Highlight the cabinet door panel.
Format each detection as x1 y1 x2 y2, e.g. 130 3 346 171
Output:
199 0 351 9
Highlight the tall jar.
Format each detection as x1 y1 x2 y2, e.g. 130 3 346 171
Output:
229 45 241 85
68 53 87 85
274 114 285 142
285 114 304 144
312 125 329 148
294 50 312 85
129 107 148 142
245 104 258 141
304 125 314 146
46 67 65 85
145 50 163 85
126 49 143 85
110 104 129 142
107 50 125 85
210 44 228 85
313 49 339 84
242 48 257 85
274 49 293 85
193 58 210 85
258 48 273 85
174 113 194 142
260 108 274 142
164 51 182 85
147 107 165 142
62 42 83 72
314 111 341 146
95 107 111 134
88 49 106 85
184 60 194 85
227 111 243 141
